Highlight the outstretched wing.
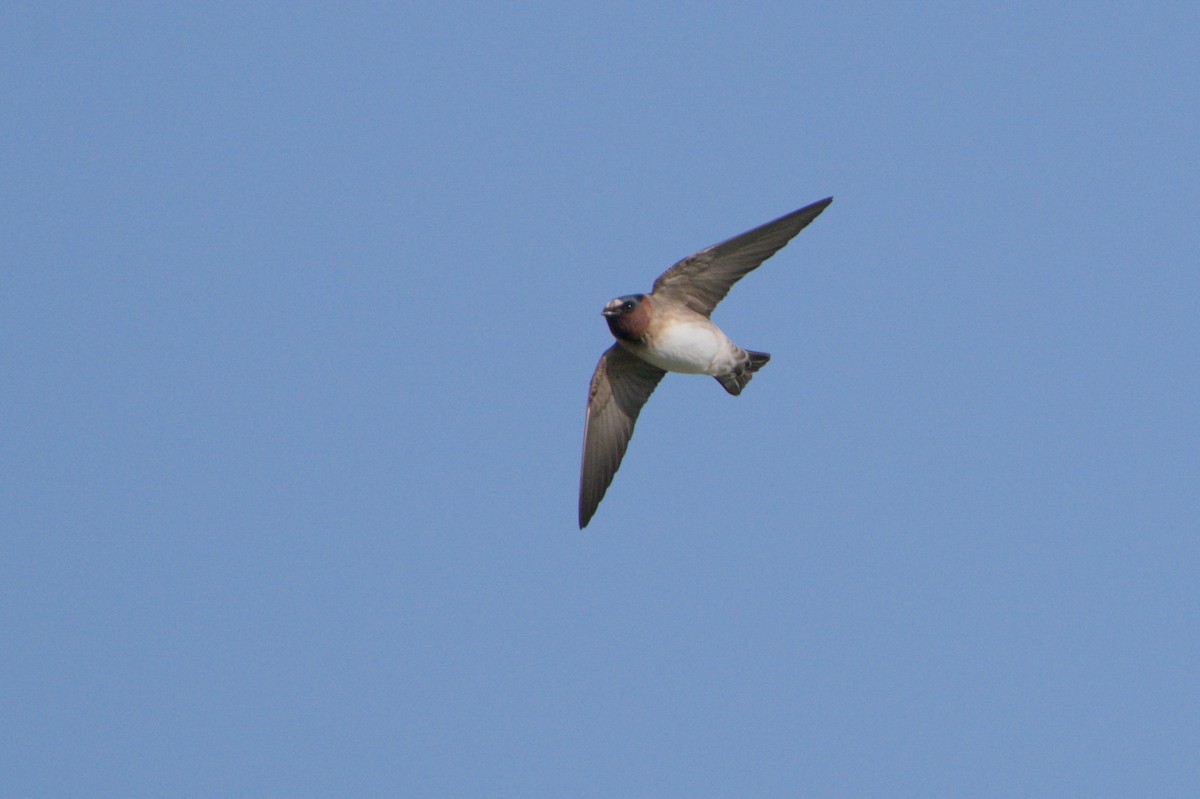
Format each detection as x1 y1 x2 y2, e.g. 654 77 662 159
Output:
651 197 832 316
579 344 666 528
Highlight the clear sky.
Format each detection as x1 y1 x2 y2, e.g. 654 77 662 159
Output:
4 3 1198 796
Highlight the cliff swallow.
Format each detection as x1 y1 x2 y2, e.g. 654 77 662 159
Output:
579 197 832 528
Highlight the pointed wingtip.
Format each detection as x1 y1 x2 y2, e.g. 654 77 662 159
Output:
579 477 596 529
786 196 833 225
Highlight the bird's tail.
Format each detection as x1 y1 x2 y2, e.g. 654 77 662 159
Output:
716 350 770 396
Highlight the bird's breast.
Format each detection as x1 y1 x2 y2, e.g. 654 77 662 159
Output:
636 319 731 375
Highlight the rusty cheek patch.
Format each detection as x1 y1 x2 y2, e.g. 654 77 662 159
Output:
606 298 652 342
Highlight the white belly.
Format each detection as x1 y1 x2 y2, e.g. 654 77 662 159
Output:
639 321 736 375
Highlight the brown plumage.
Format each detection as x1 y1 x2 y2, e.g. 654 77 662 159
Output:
579 197 832 528
604 294 654 342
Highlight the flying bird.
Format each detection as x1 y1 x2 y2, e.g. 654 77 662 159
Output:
578 197 832 528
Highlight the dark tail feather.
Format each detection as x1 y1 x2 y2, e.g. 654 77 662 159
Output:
715 350 770 396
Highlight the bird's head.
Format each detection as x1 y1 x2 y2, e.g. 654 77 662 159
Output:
602 294 651 341
602 294 645 317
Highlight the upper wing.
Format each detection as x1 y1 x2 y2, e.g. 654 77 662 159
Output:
651 197 832 316
579 344 667 529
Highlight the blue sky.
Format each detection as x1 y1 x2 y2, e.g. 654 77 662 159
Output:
3 2 1198 795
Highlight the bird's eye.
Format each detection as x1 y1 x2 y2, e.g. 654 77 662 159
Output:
623 301 635 310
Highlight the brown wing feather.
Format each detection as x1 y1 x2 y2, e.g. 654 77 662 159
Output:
651 197 832 316
579 344 666 528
